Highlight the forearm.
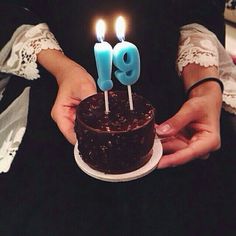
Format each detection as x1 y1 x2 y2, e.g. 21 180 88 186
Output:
182 64 218 89
177 21 224 103
182 63 223 118
182 63 222 99
37 49 87 85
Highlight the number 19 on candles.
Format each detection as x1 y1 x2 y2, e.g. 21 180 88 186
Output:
94 16 140 112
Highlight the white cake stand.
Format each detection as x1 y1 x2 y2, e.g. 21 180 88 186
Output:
74 137 163 182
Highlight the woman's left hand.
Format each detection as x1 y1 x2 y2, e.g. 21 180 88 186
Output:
156 81 222 169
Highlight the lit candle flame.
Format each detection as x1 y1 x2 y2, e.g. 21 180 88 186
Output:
96 19 106 42
115 16 126 41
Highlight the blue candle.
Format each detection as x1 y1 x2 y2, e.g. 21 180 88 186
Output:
94 19 113 92
113 16 140 110
113 16 140 86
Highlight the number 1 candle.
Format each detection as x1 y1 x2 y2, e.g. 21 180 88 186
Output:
113 16 140 110
94 19 113 113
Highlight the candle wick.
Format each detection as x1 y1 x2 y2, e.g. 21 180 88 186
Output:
119 36 125 42
100 37 104 42
97 35 104 43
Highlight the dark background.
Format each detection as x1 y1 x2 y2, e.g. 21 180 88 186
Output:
0 1 236 235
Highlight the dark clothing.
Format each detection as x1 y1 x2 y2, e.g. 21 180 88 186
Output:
0 4 39 48
8 0 225 121
0 1 226 120
1 1 236 236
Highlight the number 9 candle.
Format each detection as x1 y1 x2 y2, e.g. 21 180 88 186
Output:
94 19 113 113
113 16 140 110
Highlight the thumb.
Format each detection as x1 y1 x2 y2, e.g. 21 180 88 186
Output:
78 74 97 100
79 88 96 101
156 100 200 136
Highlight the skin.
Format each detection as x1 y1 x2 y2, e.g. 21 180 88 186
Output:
37 49 97 144
38 50 222 169
156 64 222 168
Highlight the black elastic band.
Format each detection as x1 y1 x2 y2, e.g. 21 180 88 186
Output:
186 77 224 97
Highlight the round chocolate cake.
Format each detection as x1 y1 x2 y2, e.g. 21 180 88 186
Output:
75 91 156 174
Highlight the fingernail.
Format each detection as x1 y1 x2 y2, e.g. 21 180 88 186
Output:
156 124 172 134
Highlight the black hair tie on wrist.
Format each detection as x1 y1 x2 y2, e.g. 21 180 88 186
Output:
186 77 224 98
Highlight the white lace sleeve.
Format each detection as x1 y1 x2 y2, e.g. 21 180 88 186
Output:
0 23 62 80
177 23 236 115
177 24 219 74
0 88 29 173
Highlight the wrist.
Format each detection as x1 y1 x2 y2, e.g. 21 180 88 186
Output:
55 63 87 86
187 78 224 98
187 80 223 109
37 49 86 84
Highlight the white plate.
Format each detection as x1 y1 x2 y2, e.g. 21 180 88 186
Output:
74 137 163 182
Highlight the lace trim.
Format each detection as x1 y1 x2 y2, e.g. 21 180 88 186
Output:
222 79 236 114
177 37 219 75
223 96 236 114
3 23 62 80
0 89 5 101
226 0 236 9
0 87 30 173
0 77 10 102
0 127 26 173
177 24 236 115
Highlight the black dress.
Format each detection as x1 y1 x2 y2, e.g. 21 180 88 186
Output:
1 1 236 236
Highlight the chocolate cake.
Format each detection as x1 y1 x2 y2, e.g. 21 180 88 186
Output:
75 91 156 174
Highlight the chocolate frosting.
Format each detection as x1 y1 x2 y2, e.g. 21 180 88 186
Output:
75 91 156 174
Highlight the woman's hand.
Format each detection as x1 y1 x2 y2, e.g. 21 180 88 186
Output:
156 64 222 168
38 50 97 144
51 65 96 144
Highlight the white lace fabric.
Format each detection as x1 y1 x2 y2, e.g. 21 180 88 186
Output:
0 75 10 101
177 23 236 114
0 88 29 173
1 23 62 80
0 23 62 173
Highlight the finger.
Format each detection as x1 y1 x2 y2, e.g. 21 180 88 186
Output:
77 80 97 100
162 138 188 155
156 99 202 136
157 132 219 169
56 115 77 145
52 106 77 145
79 88 96 100
200 153 210 160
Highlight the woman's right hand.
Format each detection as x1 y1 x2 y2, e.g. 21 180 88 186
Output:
38 49 97 144
51 64 97 144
